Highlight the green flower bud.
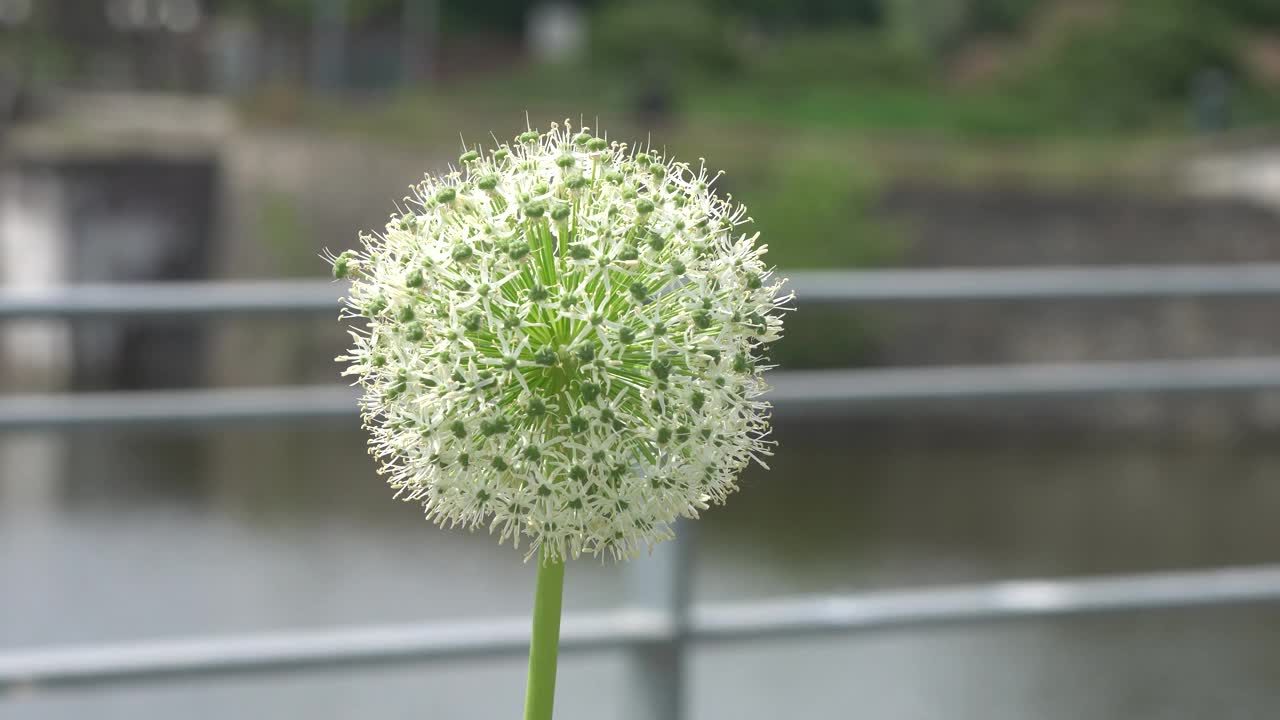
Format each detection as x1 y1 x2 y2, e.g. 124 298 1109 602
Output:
362 295 387 317
575 342 598 362
507 240 532 260
650 357 672 380
526 398 548 418
480 417 510 436
332 250 354 279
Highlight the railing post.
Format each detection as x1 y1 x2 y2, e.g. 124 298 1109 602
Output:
624 520 692 720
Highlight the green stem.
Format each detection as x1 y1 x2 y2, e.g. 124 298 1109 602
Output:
523 553 566 720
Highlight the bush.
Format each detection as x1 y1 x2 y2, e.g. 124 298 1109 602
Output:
730 149 898 269
965 0 1044 34
1213 0 1280 27
591 1 739 78
1012 0 1243 130
747 29 932 89
710 141 901 369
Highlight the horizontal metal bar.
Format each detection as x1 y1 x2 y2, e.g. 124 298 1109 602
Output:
4 564 1279 694
691 564 1280 641
5 356 1280 431
0 610 671 695
767 356 1280 413
791 265 1280 302
4 265 1280 319
0 385 360 431
0 281 349 319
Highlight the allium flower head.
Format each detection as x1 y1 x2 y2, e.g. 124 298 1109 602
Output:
331 121 790 560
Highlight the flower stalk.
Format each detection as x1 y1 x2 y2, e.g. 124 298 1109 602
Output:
524 554 566 720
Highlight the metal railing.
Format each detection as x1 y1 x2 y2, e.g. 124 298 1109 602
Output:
7 264 1280 319
2 265 1279 718
5 564 1280 693
8 357 1280 430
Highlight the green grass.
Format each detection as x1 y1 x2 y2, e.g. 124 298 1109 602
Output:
686 84 1053 138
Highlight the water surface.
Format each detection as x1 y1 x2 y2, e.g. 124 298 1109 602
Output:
3 421 1278 719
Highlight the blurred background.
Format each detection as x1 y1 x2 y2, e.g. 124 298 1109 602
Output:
2 0 1280 718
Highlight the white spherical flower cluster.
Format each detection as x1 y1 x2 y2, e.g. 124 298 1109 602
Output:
330 121 790 561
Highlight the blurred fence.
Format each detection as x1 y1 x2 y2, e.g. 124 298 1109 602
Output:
4 266 1280 719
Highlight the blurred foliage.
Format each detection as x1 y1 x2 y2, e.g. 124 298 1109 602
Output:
64 0 1280 138
675 0 1279 136
707 0 882 26
723 148 899 269
1012 0 1245 131
220 0 882 30
217 0 603 32
219 0 400 22
768 306 881 370
745 153 892 366
1213 0 1280 27
255 190 309 276
883 0 970 55
0 33 73 84
692 136 899 368
746 30 931 89
591 1 739 78
965 0 1042 33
